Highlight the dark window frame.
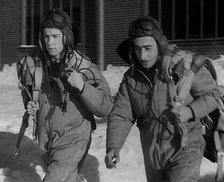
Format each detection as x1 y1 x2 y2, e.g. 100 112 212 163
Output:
148 0 224 41
21 0 80 46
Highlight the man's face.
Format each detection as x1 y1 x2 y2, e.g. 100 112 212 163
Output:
43 28 65 60
133 36 158 69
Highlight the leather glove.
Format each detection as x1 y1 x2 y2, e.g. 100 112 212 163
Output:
105 148 120 169
27 101 39 116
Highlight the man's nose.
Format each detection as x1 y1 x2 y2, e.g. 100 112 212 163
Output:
47 37 54 46
140 49 148 60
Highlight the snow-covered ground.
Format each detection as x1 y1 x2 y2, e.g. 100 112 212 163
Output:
0 55 224 182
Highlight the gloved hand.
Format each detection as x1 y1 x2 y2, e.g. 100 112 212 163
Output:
27 101 39 115
67 70 84 92
171 105 193 123
105 148 120 169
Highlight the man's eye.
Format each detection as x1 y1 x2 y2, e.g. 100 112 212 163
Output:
145 47 151 51
134 47 141 51
53 35 60 38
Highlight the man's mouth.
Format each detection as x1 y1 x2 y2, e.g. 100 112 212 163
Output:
48 48 55 52
141 61 148 64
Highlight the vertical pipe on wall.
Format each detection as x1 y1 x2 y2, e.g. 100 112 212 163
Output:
49 0 53 9
200 0 204 38
59 0 63 10
142 0 149 16
39 0 43 43
98 0 104 71
158 0 162 25
31 0 34 44
172 0 176 39
80 0 85 52
186 0 189 39
215 0 218 38
69 0 73 21
21 0 27 45
40 0 43 18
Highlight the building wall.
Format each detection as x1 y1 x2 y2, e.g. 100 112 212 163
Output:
1 1 224 71
80 1 224 68
82 0 143 68
104 0 143 68
81 0 98 64
0 0 23 70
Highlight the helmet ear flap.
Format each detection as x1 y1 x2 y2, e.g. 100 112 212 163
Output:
63 34 67 45
128 40 138 63
117 38 131 64
117 38 139 65
39 31 48 53
73 24 80 47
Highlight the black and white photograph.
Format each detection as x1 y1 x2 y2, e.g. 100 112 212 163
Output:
0 0 224 182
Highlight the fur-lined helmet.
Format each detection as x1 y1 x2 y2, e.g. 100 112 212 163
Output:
128 16 168 55
40 9 78 49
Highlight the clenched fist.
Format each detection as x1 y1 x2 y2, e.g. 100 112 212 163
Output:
105 148 120 169
27 101 39 115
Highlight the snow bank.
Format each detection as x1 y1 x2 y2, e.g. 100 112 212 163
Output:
101 64 129 96
0 63 18 87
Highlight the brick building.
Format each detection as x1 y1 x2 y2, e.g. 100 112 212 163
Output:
0 0 224 71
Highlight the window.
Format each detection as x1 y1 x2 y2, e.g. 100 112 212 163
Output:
21 0 80 46
148 0 224 41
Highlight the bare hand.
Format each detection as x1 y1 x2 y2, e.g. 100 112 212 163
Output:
27 101 39 115
105 148 120 169
67 70 84 92
171 105 193 123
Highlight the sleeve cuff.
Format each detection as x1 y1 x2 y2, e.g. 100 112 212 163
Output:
187 105 196 122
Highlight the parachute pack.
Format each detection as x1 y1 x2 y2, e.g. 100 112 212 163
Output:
163 45 224 182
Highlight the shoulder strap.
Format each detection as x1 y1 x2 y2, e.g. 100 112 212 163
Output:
170 53 208 105
30 57 42 142
161 44 174 82
32 57 43 102
162 45 193 148
175 53 194 104
17 56 29 89
17 55 43 90
161 44 189 83
162 44 194 105
164 47 208 149
17 55 43 142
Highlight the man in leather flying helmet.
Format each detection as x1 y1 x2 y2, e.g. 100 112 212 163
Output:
105 16 220 182
18 9 113 182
